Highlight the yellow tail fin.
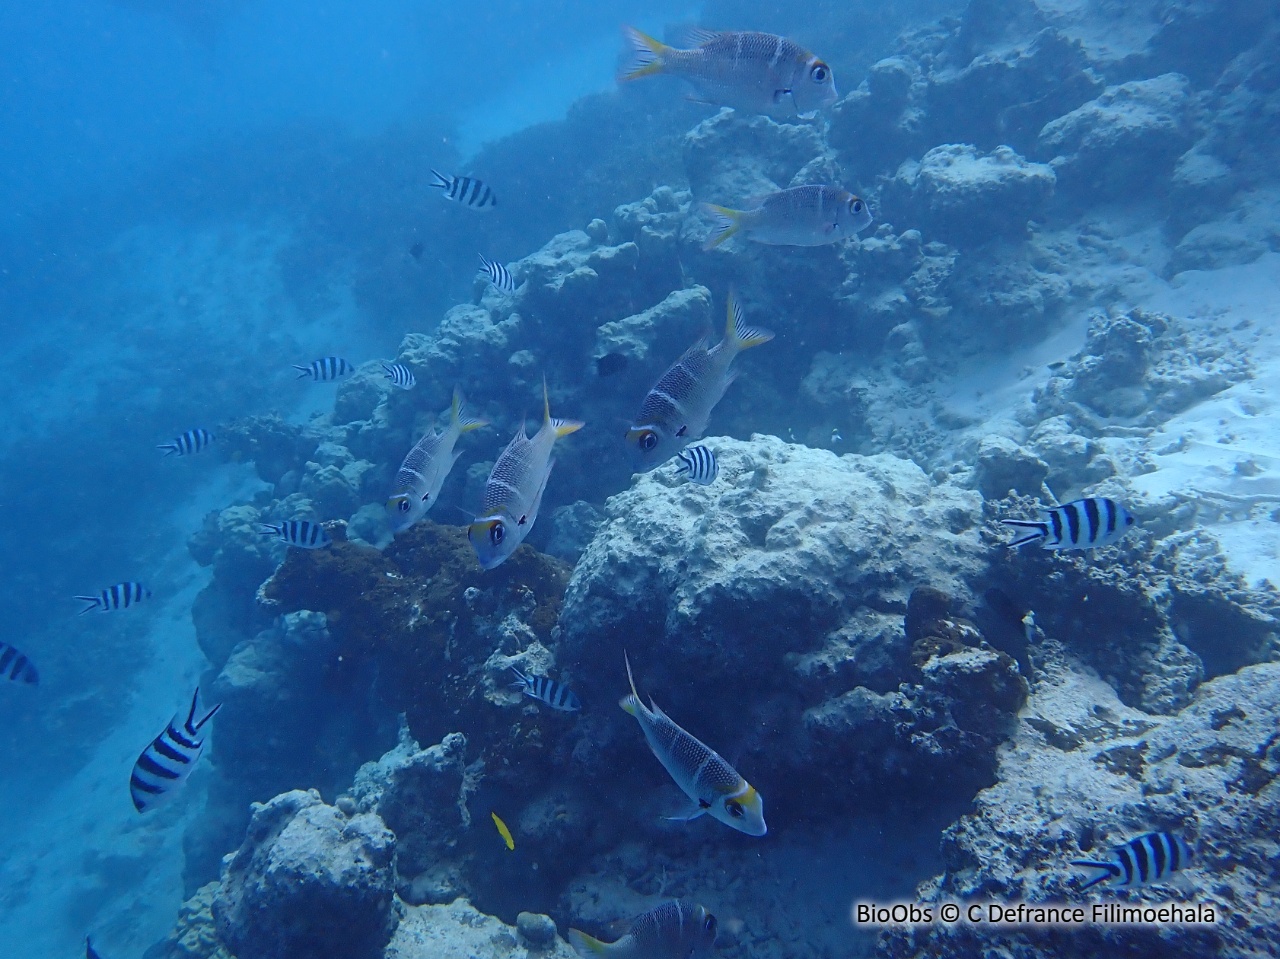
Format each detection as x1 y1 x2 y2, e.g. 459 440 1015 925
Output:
724 289 774 352
543 376 584 438
700 203 743 250
619 26 669 82
450 386 489 434
567 929 610 957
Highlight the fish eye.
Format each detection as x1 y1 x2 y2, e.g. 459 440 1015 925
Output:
397 500 411 512
850 198 865 214
704 913 718 934
639 430 658 452
810 62 829 83
488 521 505 546
725 799 745 818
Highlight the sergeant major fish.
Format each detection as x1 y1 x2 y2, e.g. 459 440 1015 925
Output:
510 665 582 712
627 291 772 471
77 582 151 614
568 899 717 959
130 687 221 812
294 357 353 381
0 640 38 685
1072 831 1192 892
675 445 718 485
478 254 517 293
387 389 489 534
620 26 837 119
1002 497 1136 550
702 185 872 249
259 520 332 549
382 362 416 390
468 381 583 570
431 170 497 209
620 653 766 836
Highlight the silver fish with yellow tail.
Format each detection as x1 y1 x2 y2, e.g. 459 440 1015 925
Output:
626 291 772 472
568 899 718 959
702 185 872 250
619 26 837 119
620 653 766 837
386 388 488 534
468 380 583 570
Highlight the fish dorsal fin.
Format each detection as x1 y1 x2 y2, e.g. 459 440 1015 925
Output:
676 25 720 48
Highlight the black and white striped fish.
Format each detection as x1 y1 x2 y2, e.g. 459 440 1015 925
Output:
0 640 38 685
294 357 353 381
157 428 215 456
76 582 151 614
382 362 416 390
1002 497 1136 550
675 445 718 485
478 254 516 293
1072 831 1192 892
259 520 332 549
130 687 222 813
510 666 582 712
431 170 497 209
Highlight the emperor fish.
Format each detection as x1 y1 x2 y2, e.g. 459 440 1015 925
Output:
620 653 766 837
468 381 583 570
626 291 772 471
1003 497 1136 550
1072 831 1192 892
387 388 488 534
568 900 718 959
702 185 872 249
620 26 837 119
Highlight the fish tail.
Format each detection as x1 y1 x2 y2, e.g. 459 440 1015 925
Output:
1001 520 1048 548
430 169 451 190
724 288 774 352
619 26 669 82
292 365 311 379
451 387 489 433
1071 860 1118 891
187 687 223 730
700 203 744 250
542 376 583 437
620 650 642 716
567 929 610 957
74 597 99 615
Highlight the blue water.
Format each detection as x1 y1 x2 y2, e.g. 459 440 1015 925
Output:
2 1 1276 958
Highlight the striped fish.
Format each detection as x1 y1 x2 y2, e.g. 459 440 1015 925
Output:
675 445 718 485
130 687 221 812
478 254 516 293
1072 831 1192 892
510 666 582 712
0 640 38 685
293 357 353 381
1002 497 1136 550
382 362 417 390
259 520 332 549
620 653 765 836
431 170 497 209
568 899 718 959
157 428 214 456
76 582 151 614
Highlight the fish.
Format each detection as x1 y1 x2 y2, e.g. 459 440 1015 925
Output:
86 935 104 959
468 380 583 570
702 186 872 249
568 899 718 959
1072 831 1192 892
491 811 515 850
258 520 333 549
619 26 837 119
1002 497 1136 550
626 291 772 472
510 666 582 712
382 362 417 390
294 357 353 381
157 428 214 456
386 388 489 534
130 687 222 812
76 582 151 614
478 254 516 293
0 640 38 685
596 352 629 377
431 170 497 209
675 445 718 485
620 653 766 836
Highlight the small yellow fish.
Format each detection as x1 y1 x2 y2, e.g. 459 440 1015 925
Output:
491 811 515 850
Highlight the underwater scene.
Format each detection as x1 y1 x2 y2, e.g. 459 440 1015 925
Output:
2 0 1279 957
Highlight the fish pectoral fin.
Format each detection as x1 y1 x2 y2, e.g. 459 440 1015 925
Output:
664 800 711 822
773 88 793 103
